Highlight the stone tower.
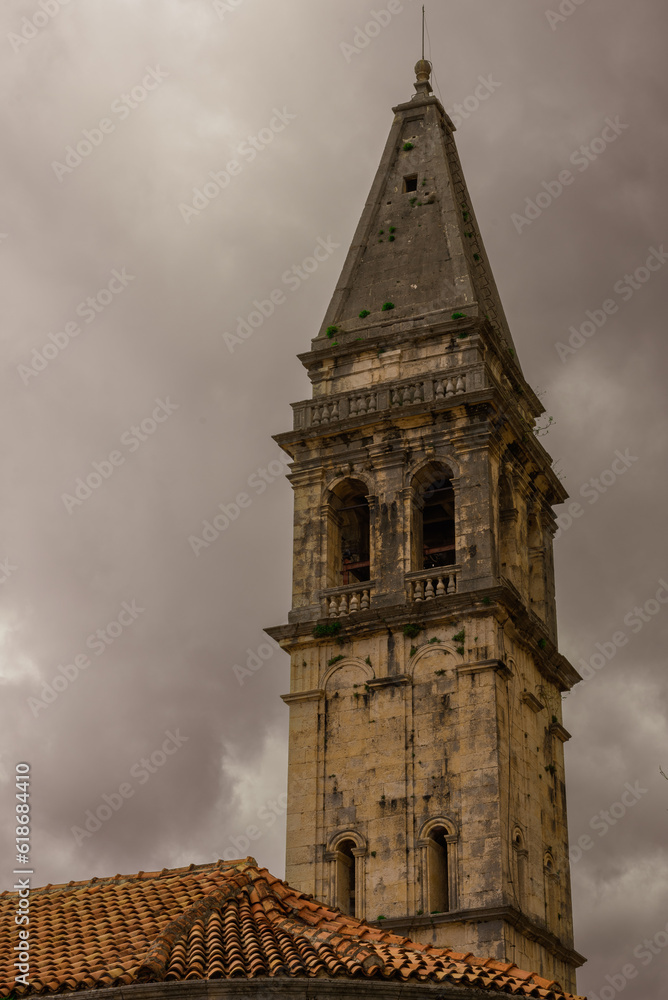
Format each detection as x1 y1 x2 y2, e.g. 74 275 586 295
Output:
267 61 584 992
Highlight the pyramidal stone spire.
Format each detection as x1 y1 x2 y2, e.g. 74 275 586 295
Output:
316 60 518 361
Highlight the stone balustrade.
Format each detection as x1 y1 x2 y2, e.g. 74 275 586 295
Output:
320 582 375 618
294 366 483 432
405 566 460 602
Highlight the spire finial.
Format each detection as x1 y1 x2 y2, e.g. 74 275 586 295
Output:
413 5 433 98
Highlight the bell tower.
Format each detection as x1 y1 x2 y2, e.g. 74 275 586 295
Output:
267 61 584 992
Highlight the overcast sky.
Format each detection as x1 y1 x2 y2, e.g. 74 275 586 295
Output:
1 1 667 997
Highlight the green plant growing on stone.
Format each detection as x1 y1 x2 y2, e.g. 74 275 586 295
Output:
359 309 370 318
538 638 547 649
313 622 341 638
452 629 465 644
428 637 440 644
462 210 469 220
381 301 395 311
410 197 418 206
389 226 396 233
326 326 339 338
403 624 421 638
327 654 344 667
545 764 557 776
435 669 446 676
388 235 395 242
482 596 491 606
377 914 387 920
403 142 414 150
365 655 372 666
473 253 481 261
379 230 384 235
410 646 418 658
451 311 465 319
370 850 376 857
456 646 465 656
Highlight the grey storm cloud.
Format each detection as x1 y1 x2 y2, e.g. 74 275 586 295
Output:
1 1 667 998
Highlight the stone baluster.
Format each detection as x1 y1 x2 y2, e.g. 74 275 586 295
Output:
367 394 376 412
361 590 370 610
425 578 435 600
456 376 465 394
414 580 425 602
338 592 349 616
434 379 445 399
328 596 338 617
436 576 446 596
322 403 330 423
349 397 358 416
445 378 455 398
349 591 359 613
331 400 339 420
312 406 321 425
447 574 456 594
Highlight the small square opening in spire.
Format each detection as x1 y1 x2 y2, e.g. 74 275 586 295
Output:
403 174 418 193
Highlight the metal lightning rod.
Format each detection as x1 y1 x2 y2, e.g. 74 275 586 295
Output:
422 5 425 60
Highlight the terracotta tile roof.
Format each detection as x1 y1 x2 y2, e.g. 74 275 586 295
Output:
0 859 584 998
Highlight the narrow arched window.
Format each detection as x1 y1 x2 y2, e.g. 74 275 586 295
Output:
418 819 458 915
335 839 356 916
326 480 370 588
412 465 456 571
512 828 528 908
425 826 449 913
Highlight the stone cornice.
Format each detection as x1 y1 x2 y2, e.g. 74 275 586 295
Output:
368 905 586 970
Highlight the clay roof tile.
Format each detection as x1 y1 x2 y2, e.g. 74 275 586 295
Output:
0 860 585 999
